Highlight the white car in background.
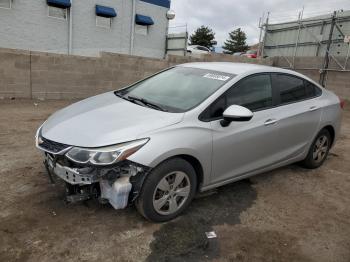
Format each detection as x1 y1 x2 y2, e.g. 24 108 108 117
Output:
187 45 211 56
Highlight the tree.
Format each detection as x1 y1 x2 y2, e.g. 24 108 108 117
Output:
189 26 216 49
222 28 249 54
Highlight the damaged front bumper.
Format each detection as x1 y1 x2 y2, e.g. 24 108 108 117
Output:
45 155 98 185
44 153 150 209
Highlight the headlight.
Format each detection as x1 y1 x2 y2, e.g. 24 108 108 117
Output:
66 138 149 166
35 122 45 143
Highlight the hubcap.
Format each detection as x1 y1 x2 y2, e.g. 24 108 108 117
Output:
313 135 329 163
153 171 191 215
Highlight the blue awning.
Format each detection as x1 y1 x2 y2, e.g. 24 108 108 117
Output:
140 0 170 8
47 0 71 8
135 14 154 26
95 5 117 18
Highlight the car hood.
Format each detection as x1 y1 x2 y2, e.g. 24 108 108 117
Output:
41 92 184 147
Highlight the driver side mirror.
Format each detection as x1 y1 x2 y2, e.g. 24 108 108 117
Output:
220 105 254 127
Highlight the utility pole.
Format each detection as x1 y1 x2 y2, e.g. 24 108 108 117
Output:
320 11 336 87
293 7 304 68
257 13 264 58
261 12 269 59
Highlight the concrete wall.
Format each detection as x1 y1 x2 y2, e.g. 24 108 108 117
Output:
0 49 31 98
0 0 169 58
0 48 349 100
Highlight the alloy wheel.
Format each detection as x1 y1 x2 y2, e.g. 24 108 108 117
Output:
312 135 329 163
152 171 191 215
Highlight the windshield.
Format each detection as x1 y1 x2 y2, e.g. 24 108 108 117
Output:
116 67 235 113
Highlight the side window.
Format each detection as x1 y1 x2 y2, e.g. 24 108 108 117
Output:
273 74 320 104
96 16 111 28
304 80 322 97
226 74 273 111
48 6 67 20
208 95 226 119
135 24 148 35
200 74 273 121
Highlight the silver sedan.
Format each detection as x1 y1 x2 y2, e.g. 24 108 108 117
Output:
36 62 343 222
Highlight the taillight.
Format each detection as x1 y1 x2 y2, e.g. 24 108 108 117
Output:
339 98 345 109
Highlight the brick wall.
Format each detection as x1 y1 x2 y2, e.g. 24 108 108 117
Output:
0 48 274 99
0 47 349 100
0 49 31 98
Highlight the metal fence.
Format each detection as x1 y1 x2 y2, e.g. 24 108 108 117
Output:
259 10 350 86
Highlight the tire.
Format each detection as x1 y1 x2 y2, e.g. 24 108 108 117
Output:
301 129 331 169
135 158 197 222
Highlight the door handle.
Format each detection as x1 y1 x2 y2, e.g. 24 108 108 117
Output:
264 119 278 126
309 106 318 112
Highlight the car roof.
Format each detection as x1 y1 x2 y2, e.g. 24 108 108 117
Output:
178 62 296 76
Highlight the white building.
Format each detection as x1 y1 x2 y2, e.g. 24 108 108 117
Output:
0 0 171 58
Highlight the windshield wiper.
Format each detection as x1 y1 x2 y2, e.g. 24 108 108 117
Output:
126 95 168 112
115 91 127 98
115 92 122 98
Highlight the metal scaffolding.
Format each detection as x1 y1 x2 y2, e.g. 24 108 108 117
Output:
259 9 350 86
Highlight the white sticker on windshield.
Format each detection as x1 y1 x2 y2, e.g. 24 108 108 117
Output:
203 73 230 81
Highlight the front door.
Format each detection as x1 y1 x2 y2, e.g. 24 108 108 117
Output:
210 107 282 184
207 73 283 184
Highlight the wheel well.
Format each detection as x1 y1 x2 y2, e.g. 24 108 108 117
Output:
323 125 335 147
169 155 204 192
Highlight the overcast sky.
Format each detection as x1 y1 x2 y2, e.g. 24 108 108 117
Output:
169 0 350 48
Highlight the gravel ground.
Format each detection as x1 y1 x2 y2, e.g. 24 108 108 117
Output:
0 99 349 262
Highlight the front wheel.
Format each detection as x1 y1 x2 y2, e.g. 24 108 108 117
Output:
301 129 331 169
135 158 197 222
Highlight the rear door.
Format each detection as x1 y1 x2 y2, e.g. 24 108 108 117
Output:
270 73 323 160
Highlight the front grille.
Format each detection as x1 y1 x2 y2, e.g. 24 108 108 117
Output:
39 136 70 154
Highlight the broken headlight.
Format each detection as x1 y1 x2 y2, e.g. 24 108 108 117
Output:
66 138 149 166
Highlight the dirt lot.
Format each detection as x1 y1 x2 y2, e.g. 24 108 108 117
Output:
0 99 349 262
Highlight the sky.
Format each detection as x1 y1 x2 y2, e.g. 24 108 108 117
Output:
169 0 350 49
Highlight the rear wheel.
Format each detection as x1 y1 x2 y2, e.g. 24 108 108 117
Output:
136 158 197 222
302 129 331 169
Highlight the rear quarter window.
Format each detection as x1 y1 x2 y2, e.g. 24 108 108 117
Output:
304 80 322 97
272 74 322 105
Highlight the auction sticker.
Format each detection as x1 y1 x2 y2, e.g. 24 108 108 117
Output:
203 73 230 81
